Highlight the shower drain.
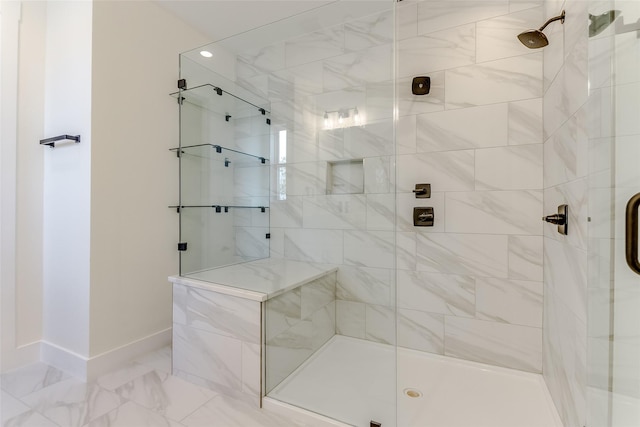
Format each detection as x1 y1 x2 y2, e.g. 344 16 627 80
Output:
403 388 423 398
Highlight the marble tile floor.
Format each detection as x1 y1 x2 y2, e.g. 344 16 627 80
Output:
1 338 564 427
0 346 331 427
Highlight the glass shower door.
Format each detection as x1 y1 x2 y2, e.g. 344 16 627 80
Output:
609 0 640 421
588 0 640 425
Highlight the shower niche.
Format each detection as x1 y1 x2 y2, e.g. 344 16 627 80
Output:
173 82 271 277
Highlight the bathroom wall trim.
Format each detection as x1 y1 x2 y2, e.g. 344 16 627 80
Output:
41 340 88 379
86 327 172 380
41 327 172 380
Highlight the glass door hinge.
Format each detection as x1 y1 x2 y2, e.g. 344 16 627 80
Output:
177 242 187 251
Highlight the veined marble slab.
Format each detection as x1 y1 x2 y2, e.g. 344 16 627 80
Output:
170 259 337 302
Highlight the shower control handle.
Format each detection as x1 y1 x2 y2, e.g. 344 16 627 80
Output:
543 204 568 235
412 183 431 198
414 207 434 227
542 214 565 225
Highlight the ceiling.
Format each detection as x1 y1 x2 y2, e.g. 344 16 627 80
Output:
154 0 334 43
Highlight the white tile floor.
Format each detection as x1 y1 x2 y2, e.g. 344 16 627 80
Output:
0 346 326 427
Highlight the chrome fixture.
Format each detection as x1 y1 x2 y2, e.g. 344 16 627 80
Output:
412 183 431 198
589 10 621 37
517 10 565 49
414 207 434 227
543 204 568 235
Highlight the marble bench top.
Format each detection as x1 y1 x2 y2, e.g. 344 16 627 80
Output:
168 258 337 302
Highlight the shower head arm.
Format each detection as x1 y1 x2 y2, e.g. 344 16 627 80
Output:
539 10 565 31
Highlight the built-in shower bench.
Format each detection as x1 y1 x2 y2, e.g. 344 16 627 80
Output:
169 258 337 407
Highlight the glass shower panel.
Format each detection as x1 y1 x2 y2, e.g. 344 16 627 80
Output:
610 0 640 424
178 0 396 427
180 1 397 425
587 0 640 425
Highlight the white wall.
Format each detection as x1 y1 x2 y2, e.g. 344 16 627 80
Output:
3 0 210 377
41 0 93 376
89 0 208 361
1 0 28 371
1 0 48 372
16 0 45 361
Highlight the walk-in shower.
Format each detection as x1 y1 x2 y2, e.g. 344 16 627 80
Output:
170 0 640 425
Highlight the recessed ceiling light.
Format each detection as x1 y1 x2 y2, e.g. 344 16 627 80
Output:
200 50 213 58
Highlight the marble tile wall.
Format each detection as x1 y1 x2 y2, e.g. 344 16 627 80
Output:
394 0 545 373
233 1 550 375
235 7 398 350
264 273 336 393
172 284 262 406
540 0 593 426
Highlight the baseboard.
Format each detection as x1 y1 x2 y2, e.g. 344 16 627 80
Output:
41 328 172 381
41 340 88 379
86 327 171 381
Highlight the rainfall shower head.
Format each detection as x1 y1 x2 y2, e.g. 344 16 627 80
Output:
517 29 550 49
589 10 621 37
517 10 565 49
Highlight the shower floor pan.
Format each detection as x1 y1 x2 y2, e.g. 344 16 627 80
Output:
267 335 563 427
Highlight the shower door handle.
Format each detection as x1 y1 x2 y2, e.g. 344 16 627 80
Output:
625 192 640 275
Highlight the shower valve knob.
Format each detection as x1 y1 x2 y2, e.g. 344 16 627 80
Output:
542 214 566 225
412 183 431 198
414 207 434 227
543 204 568 235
